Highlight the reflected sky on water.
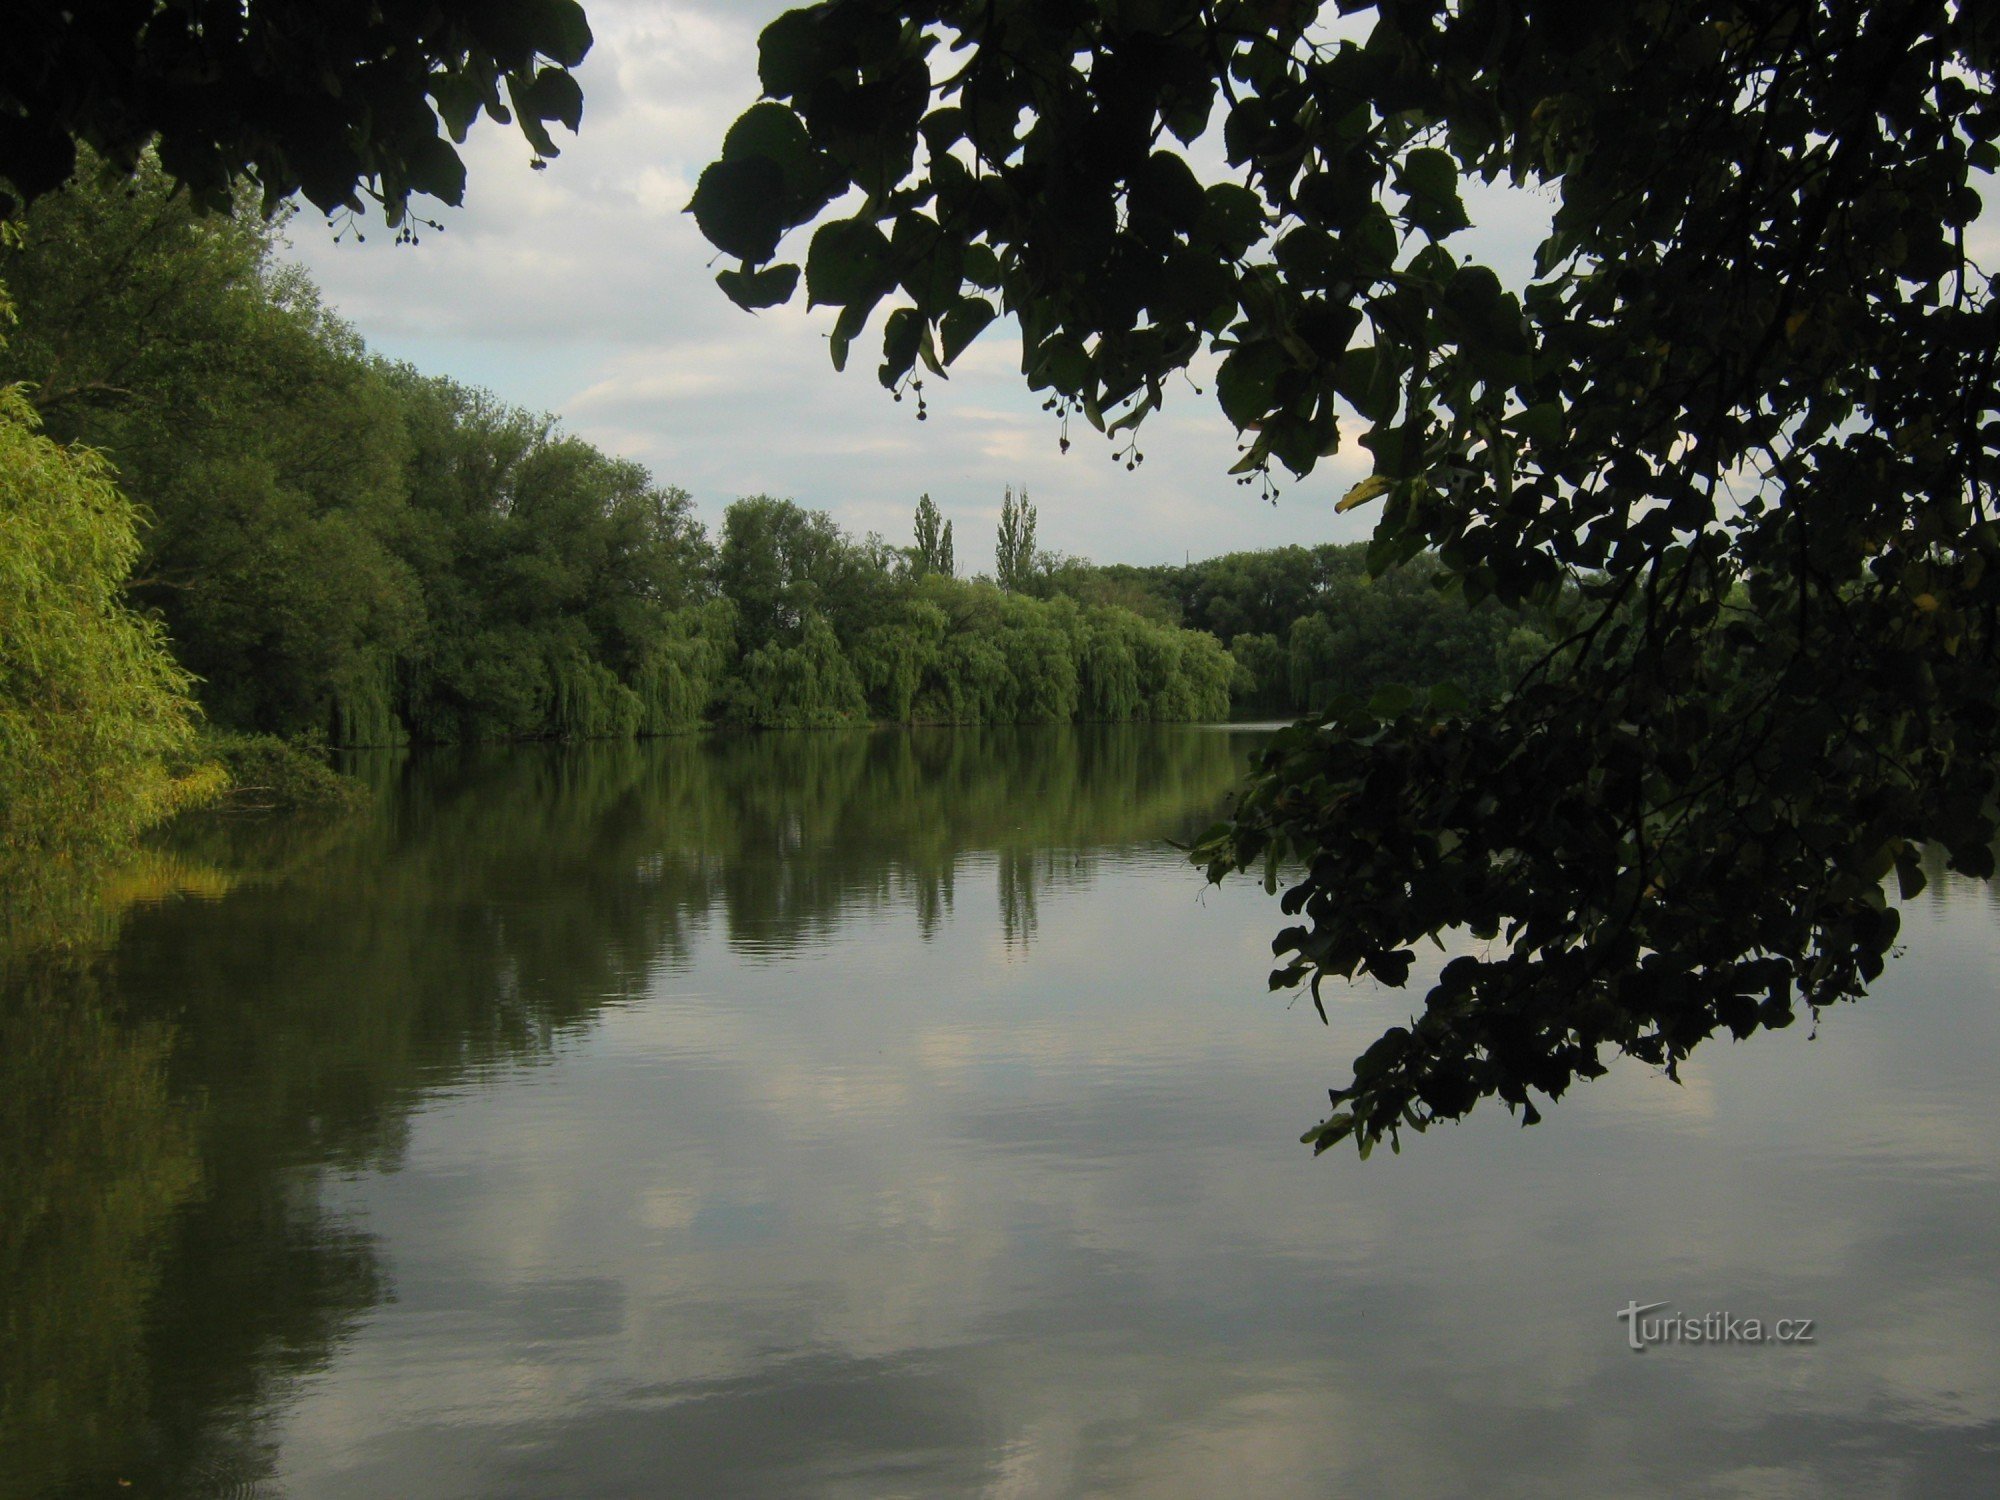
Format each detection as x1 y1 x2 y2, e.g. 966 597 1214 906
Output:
4 727 1997 1498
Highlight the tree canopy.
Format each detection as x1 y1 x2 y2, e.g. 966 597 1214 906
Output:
3 164 1260 750
0 368 219 941
1 0 591 221
696 1 2000 1152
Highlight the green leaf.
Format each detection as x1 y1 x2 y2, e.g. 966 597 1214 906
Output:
687 157 788 262
519 67 584 133
723 102 811 171
828 301 870 372
1335 345 1398 422
757 9 823 99
1368 684 1414 717
962 243 1003 289
806 218 893 307
716 262 800 311
1199 183 1266 257
1398 147 1456 199
1029 333 1090 393
940 297 996 363
1366 948 1415 986
1216 341 1286 428
431 74 485 143
1428 680 1471 714
1135 150 1207 232
1343 205 1399 276
402 133 467 204
879 306 922 386
506 74 559 156
1394 146 1468 235
1361 421 1411 474
1505 402 1564 447
534 0 594 67
1895 850 1928 901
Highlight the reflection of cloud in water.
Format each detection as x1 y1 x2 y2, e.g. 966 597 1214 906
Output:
14 728 1999 1497
284 843 1999 1496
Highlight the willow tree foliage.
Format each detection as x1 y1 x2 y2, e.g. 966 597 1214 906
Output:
0 376 217 922
0 159 423 739
697 1 2000 1152
1 165 720 749
0 159 1242 748
714 494 1233 726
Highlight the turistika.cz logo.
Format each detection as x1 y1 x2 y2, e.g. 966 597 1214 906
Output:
1616 1300 1816 1352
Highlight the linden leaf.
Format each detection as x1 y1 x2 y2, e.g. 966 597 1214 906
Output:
1336 475 1395 513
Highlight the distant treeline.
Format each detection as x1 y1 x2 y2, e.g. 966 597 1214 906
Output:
1 158 1544 755
1028 547 1553 718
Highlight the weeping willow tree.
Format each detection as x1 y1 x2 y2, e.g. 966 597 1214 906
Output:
1080 615 1145 721
0 360 220 941
727 610 871 728
329 654 405 749
633 599 739 734
852 598 948 722
548 649 643 740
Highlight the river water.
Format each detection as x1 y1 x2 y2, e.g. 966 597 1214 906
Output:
3 726 1996 1497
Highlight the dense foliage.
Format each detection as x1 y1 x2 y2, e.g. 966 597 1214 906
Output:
5 146 1553 999
1044 543 1550 715
0 360 219 939
2 161 1338 753
2 0 591 223
699 0 2000 1153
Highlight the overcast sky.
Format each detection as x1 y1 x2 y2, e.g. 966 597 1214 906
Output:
282 0 1544 570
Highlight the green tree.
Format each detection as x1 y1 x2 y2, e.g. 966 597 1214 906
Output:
995 484 1036 592
387 368 712 743
0 367 219 932
0 159 423 740
717 493 875 656
912 492 953 577
1226 632 1288 716
698 1 2000 1153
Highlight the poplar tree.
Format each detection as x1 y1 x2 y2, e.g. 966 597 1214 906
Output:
913 492 949 576
995 486 1037 592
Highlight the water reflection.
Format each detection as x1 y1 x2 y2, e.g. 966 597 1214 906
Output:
4 725 1998 1498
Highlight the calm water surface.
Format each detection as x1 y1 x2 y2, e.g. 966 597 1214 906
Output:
4 726 1997 1497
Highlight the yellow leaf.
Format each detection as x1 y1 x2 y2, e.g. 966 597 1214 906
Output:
1336 475 1395 513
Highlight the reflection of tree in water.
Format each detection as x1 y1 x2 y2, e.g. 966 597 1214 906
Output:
998 850 1040 951
696 726 1251 953
1914 839 2000 915
913 858 956 942
0 961 200 1500
0 725 1260 1496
